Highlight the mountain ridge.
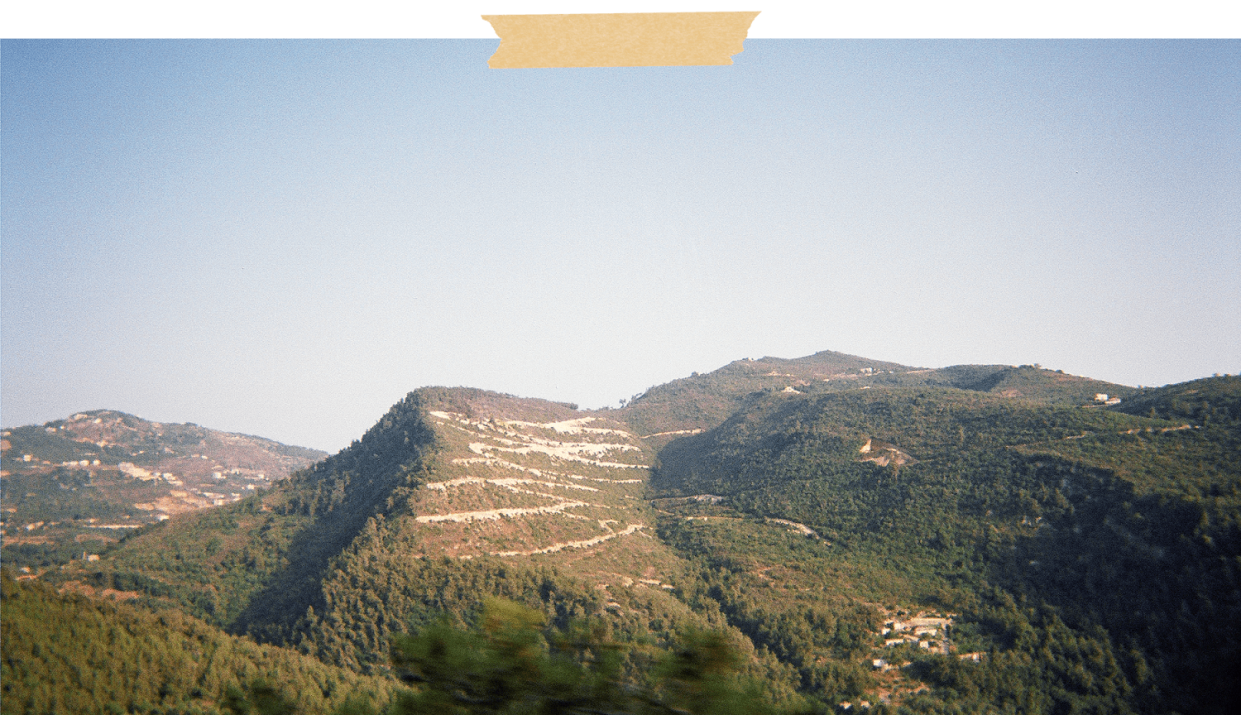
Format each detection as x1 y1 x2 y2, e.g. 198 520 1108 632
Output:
9 352 1238 713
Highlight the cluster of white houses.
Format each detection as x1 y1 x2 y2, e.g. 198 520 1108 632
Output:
871 614 988 673
879 616 953 658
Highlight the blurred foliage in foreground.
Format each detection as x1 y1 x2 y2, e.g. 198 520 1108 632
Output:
1 572 794 715
387 597 801 715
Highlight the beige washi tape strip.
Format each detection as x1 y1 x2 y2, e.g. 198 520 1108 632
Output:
482 12 761 68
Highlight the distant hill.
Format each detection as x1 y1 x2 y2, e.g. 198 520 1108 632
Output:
609 350 908 439
1112 373 1241 425
610 350 1135 441
0 410 326 567
16 353 1238 714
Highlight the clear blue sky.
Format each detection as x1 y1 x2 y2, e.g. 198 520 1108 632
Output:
3 40 1238 451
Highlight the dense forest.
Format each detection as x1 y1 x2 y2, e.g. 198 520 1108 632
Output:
2 358 1236 714
652 376 1241 713
0 572 394 714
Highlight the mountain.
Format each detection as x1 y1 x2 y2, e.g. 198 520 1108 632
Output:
0 410 326 568
649 373 1240 713
611 351 1136 441
16 354 1240 714
75 389 743 676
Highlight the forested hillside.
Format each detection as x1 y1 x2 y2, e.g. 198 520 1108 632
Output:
0 571 392 714
611 353 1134 440
7 355 1237 714
651 377 1241 713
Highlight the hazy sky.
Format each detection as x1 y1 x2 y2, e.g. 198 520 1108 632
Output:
3 39 1238 451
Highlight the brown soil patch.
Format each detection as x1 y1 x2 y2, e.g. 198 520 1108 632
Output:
101 588 140 600
58 580 95 597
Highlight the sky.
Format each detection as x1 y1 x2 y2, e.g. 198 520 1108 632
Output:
2 37 1239 452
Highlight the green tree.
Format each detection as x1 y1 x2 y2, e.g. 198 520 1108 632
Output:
224 679 299 715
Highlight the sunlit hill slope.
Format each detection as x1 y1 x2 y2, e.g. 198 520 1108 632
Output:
12 353 1238 714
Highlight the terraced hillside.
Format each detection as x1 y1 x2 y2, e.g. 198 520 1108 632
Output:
74 389 727 676
273 395 746 674
412 410 651 559
26 361 1239 714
